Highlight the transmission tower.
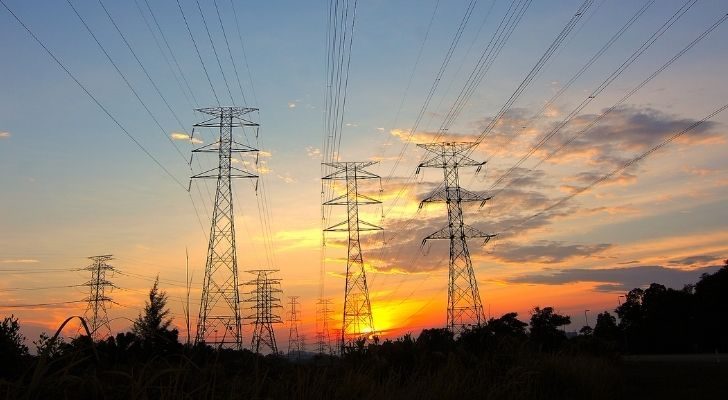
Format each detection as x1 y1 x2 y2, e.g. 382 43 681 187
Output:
244 269 282 354
417 142 495 334
192 107 259 350
83 254 114 341
286 296 302 359
322 162 381 352
315 298 334 355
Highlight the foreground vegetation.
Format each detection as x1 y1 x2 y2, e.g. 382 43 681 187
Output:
0 262 726 399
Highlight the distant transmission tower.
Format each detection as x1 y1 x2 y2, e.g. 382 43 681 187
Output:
323 162 381 352
192 107 259 350
83 254 114 341
245 269 282 354
286 296 302 358
315 298 334 355
417 142 495 334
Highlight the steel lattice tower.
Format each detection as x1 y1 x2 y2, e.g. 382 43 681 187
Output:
245 269 282 354
286 296 302 358
322 162 381 352
83 255 114 341
315 298 334 355
192 107 259 349
417 142 495 334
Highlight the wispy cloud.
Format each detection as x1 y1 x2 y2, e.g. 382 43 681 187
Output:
504 264 723 293
1 259 40 264
306 146 321 159
170 132 202 144
0 131 10 139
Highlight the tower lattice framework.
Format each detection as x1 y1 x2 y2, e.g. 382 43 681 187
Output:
322 162 381 352
286 296 302 358
192 107 259 349
315 298 334 355
417 142 495 334
245 269 282 354
83 254 114 341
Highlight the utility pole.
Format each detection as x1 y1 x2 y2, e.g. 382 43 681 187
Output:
417 142 495 335
287 296 302 359
315 298 334 355
192 107 259 350
83 254 114 341
322 162 381 353
245 269 282 354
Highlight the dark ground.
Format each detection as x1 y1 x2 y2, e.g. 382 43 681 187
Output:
622 354 728 400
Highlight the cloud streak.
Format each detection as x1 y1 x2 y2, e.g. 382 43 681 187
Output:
505 264 722 292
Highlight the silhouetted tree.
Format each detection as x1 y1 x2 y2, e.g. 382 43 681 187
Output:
593 311 619 342
488 312 528 338
529 307 570 351
34 332 64 359
694 260 728 352
416 328 453 354
0 315 28 377
132 277 179 352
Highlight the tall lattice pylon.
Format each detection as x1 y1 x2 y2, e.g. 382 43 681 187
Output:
417 142 495 334
322 162 381 352
315 298 334 355
83 255 114 341
245 269 282 354
286 296 302 359
192 107 259 349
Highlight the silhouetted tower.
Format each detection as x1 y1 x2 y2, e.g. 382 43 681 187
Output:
83 255 114 340
315 298 334 355
245 269 282 354
192 107 259 350
322 161 381 352
417 142 495 334
286 296 302 358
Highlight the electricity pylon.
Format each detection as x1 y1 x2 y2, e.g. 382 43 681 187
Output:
286 296 302 359
417 142 495 334
315 298 334 355
83 254 114 341
192 107 259 350
245 269 282 354
322 161 381 352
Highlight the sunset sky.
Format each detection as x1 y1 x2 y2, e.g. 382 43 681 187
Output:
1 0 727 347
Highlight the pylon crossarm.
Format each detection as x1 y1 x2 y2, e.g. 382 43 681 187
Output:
192 141 222 152
358 220 383 231
422 226 451 245
462 224 496 242
230 141 259 152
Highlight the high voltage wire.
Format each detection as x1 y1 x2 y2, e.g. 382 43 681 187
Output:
213 0 248 105
384 0 480 183
133 0 196 112
194 0 235 105
65 0 190 167
141 0 200 109
0 300 87 309
0 0 187 191
490 0 655 161
381 0 587 267
490 3 723 198
176 0 220 106
499 102 728 235
381 0 533 221
97 0 191 137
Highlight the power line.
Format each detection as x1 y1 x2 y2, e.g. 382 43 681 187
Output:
491 5 724 198
175 0 221 106
0 0 187 191
194 0 236 105
65 0 190 166
501 102 728 235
